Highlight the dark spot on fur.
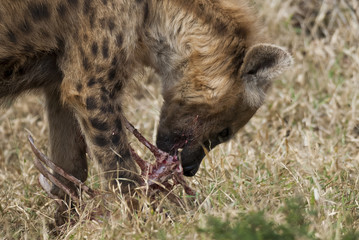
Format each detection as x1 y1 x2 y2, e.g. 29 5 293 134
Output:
79 47 85 57
111 57 117 66
115 118 122 131
111 133 121 145
17 67 25 75
101 94 108 102
114 154 121 163
109 91 116 99
7 30 17 43
23 44 34 52
99 18 106 28
234 27 247 38
95 66 104 74
28 3 51 22
93 135 109 147
3 68 13 78
143 2 149 24
136 0 144 3
231 48 245 77
83 0 91 15
107 105 114 113
99 105 114 114
91 42 98 56
102 39 109 59
82 56 90 71
115 81 123 90
90 118 109 131
101 0 108 5
67 0 79 8
56 37 65 50
177 25 182 34
83 34 89 42
40 29 50 38
57 3 67 17
214 18 227 34
89 12 96 29
205 14 213 25
0 56 14 65
101 86 109 94
118 49 127 63
100 106 108 114
116 33 123 46
76 83 83 92
123 150 131 160
86 97 97 110
97 77 104 84
108 18 115 32
87 77 96 87
19 20 32 34
114 150 131 163
108 68 116 81
116 105 122 113
109 82 122 99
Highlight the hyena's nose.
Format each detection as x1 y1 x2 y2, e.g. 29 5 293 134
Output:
180 146 206 177
182 164 200 177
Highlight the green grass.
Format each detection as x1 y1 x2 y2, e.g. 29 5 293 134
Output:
198 198 315 240
198 198 359 240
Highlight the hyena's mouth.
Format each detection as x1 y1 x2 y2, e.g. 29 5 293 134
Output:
156 130 204 176
182 164 200 177
179 144 206 177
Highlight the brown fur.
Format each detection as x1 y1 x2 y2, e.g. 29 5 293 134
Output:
0 0 292 192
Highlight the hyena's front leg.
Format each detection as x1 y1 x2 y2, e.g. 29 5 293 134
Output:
44 85 87 198
61 75 140 192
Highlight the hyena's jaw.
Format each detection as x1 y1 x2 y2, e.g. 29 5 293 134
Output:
156 132 206 177
180 141 218 177
155 107 224 177
156 127 224 177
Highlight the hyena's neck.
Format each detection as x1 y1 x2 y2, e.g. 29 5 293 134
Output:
137 1 191 90
138 0 262 92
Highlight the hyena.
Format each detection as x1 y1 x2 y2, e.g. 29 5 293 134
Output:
0 0 292 196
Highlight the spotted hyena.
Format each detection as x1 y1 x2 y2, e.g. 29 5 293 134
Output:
0 0 292 195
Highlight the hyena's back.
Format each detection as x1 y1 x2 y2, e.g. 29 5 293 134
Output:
0 0 78 100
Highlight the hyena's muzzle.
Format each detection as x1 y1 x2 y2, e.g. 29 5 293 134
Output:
156 131 221 177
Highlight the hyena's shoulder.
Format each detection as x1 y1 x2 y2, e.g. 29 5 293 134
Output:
0 0 145 101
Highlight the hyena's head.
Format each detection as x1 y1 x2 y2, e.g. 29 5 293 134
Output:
156 43 293 176
141 0 293 176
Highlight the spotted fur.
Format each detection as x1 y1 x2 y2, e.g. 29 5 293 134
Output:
0 0 292 193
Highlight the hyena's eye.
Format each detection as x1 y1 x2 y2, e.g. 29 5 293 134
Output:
218 128 230 141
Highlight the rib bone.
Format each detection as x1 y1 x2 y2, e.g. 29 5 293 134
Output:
28 118 196 207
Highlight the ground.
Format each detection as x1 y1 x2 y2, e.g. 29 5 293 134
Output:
0 0 358 239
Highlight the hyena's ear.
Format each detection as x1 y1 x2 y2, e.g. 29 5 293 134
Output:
240 43 293 107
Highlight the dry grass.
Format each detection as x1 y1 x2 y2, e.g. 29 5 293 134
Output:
1 0 359 239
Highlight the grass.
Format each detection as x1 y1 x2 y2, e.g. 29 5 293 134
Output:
1 0 359 239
